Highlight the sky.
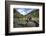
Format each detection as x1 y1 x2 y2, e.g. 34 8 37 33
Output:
16 8 34 15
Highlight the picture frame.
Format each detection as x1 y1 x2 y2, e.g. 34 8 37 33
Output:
5 1 45 35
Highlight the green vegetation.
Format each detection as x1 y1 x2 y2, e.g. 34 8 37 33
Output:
14 9 39 27
31 9 39 18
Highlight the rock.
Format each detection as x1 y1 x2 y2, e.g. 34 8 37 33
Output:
26 21 36 27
